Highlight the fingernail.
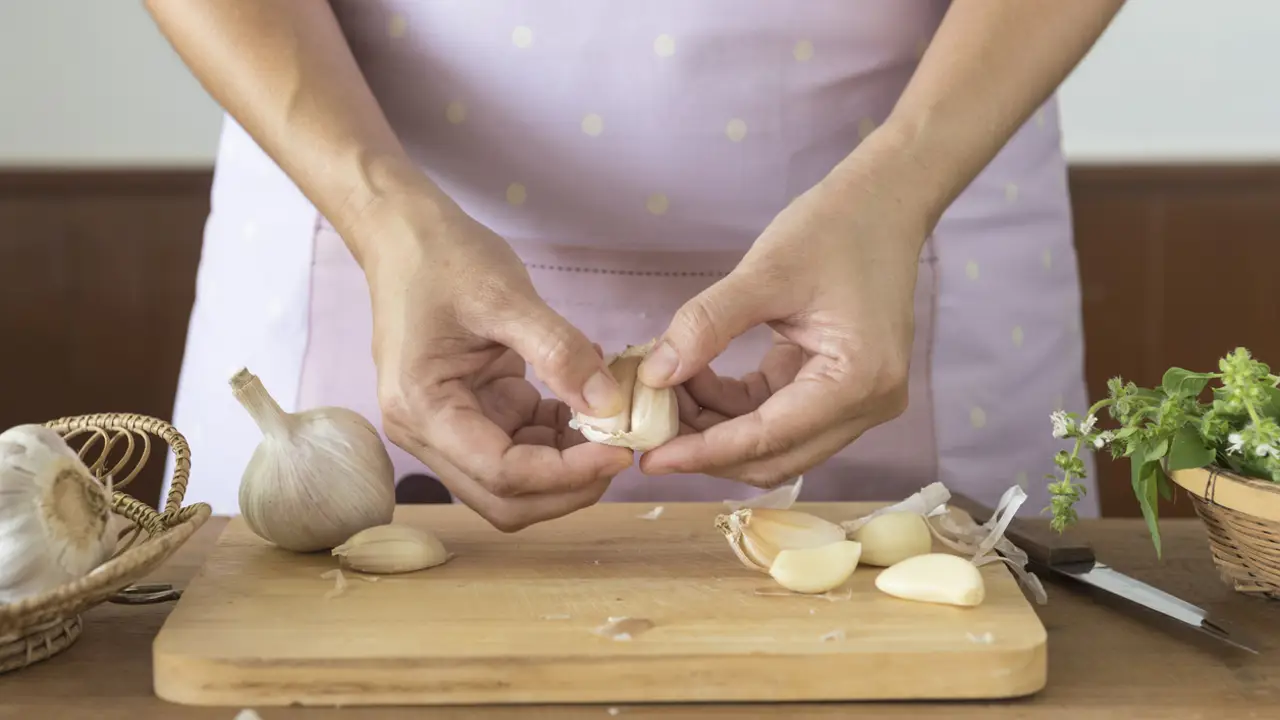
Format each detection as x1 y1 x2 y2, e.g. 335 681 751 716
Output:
584 370 624 416
640 341 679 384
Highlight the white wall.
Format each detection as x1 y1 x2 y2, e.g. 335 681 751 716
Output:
1 0 1277 166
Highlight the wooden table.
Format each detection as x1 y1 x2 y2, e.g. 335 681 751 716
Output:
2 517 1277 719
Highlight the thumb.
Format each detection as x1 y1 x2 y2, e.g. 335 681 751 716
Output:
639 272 767 387
487 300 626 418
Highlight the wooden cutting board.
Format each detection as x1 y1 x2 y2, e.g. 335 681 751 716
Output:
153 502 1047 707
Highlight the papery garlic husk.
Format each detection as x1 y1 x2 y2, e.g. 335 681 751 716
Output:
331 524 450 574
714 507 848 573
0 424 114 604
568 340 679 452
769 540 863 594
231 368 395 553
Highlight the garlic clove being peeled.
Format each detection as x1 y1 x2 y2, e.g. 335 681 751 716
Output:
231 369 396 553
768 540 863 594
874 552 986 607
331 524 450 574
0 424 114 604
851 511 933 567
714 507 848 573
568 340 679 452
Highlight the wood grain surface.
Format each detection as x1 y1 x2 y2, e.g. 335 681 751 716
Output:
2 514 1275 719
152 503 1046 707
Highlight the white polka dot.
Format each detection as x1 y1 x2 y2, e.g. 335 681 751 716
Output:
243 220 258 240
858 117 877 140
1015 471 1029 491
725 118 748 142
512 26 534 49
506 183 527 206
964 260 979 281
970 406 987 429
581 113 604 137
654 34 675 57
1042 247 1054 270
793 40 814 62
388 14 407 39
1036 108 1047 128
445 101 467 125
646 193 669 216
1005 183 1019 203
1012 325 1025 347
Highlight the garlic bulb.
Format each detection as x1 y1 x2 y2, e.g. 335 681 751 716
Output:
0 424 114 604
769 540 863 594
332 524 450 574
569 340 679 452
231 368 395 553
714 507 848 573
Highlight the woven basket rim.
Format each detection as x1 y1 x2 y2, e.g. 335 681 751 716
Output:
1170 465 1280 523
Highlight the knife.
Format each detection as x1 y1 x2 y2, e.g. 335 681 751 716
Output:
946 493 1260 654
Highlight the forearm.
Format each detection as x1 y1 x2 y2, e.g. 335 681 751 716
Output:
849 0 1125 228
144 0 448 265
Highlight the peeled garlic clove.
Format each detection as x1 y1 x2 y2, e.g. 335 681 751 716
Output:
569 340 679 452
231 369 396 553
332 524 450 574
874 552 986 607
851 511 933 567
0 425 114 604
768 540 862 594
714 507 847 572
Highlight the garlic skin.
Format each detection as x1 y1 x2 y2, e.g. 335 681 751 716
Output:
231 369 395 553
569 341 679 452
331 524 450 574
851 511 933 567
769 540 862 594
0 424 114 604
874 552 986 607
715 508 848 573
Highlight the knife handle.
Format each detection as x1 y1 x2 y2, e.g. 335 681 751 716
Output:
945 493 1096 568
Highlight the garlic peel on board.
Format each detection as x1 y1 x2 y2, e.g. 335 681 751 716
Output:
714 507 847 573
568 340 679 452
332 524 450 574
231 369 395 553
0 424 114 604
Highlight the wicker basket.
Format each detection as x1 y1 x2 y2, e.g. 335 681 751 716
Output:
0 414 211 673
1170 466 1280 599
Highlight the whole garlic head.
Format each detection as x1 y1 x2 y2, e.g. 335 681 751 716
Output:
231 369 396 553
569 340 679 452
0 424 114 604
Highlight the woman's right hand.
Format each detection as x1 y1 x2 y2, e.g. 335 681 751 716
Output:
356 192 635 531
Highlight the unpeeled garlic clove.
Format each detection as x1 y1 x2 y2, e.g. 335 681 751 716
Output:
768 540 862 594
851 511 933 567
715 507 848 572
874 552 986 607
331 524 450 574
569 340 679 452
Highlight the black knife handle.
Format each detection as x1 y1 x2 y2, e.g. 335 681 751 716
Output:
946 493 1096 568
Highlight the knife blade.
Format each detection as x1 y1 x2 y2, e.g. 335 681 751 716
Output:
946 493 1260 654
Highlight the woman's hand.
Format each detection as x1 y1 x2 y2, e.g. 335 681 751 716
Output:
636 131 935 487
358 193 634 531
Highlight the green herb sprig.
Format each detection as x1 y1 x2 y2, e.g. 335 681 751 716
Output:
1046 347 1280 558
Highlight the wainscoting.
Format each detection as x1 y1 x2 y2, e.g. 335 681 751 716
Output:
3 166 1278 516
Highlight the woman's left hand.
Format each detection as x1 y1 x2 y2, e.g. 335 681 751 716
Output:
636 131 937 487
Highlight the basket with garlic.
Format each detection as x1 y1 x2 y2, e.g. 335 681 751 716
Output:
0 414 211 674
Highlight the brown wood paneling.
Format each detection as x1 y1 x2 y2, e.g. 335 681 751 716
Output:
2 165 1279 515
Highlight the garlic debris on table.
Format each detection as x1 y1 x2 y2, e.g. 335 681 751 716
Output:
850 511 933 567
332 524 450 574
0 424 114 604
714 507 847 573
231 369 395 553
568 340 679 452
769 540 862 594
874 552 986 607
